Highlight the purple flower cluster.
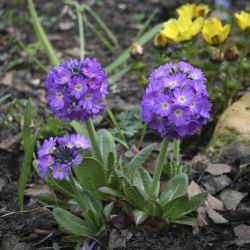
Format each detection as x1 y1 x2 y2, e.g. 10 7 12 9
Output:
141 61 212 138
38 134 91 180
45 58 108 121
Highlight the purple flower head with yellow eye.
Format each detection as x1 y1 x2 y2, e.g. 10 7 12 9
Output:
45 58 108 121
141 61 212 138
38 134 91 180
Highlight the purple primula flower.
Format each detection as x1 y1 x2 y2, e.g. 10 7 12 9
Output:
141 61 212 138
38 134 91 180
45 58 108 121
82 241 100 250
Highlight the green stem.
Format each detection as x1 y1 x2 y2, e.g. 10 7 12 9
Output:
85 118 103 163
77 6 85 60
173 139 180 164
68 171 86 210
137 123 147 149
149 138 168 198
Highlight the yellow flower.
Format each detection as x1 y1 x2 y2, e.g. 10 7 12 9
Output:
176 3 195 18
201 18 231 45
177 3 210 18
160 16 204 42
235 11 250 31
194 4 210 18
154 33 168 48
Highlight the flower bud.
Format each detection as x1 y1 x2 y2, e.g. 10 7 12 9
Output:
154 33 168 48
225 46 239 61
130 44 143 58
210 49 224 64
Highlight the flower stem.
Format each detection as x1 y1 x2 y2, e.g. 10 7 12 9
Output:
149 138 168 199
137 123 147 149
173 139 180 163
85 118 103 164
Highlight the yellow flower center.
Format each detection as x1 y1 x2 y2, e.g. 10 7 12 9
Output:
62 77 68 82
175 110 182 116
162 103 169 109
75 84 82 91
56 93 63 99
179 96 185 102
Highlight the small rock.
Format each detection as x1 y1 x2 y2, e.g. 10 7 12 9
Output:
191 154 210 171
207 206 228 224
222 142 250 160
1 72 13 86
207 92 250 159
13 243 32 250
0 177 7 191
58 21 75 31
108 229 132 250
219 189 247 210
203 175 232 194
205 163 232 176
234 224 250 245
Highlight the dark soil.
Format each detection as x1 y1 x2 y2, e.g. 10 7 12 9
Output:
1 0 250 249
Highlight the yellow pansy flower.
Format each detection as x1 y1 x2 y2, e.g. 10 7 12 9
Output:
176 3 195 18
177 3 210 18
160 16 204 42
194 4 210 18
201 18 231 45
235 11 250 31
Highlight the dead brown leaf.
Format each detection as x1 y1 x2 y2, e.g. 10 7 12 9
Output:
1 72 13 86
58 21 75 31
205 163 232 176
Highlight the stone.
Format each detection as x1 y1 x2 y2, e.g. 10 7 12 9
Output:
207 93 250 159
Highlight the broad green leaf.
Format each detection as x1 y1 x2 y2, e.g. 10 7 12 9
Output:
97 129 117 170
70 120 89 138
144 200 163 217
74 157 106 198
104 201 115 220
18 130 39 211
180 192 208 217
133 210 148 225
63 235 87 243
159 173 188 206
162 196 188 220
35 194 71 209
105 23 163 73
98 187 123 198
133 167 152 194
121 177 146 208
53 208 92 236
107 152 115 174
128 143 157 176
173 216 198 226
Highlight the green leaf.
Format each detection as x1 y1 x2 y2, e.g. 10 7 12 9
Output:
62 235 86 243
181 192 208 217
74 157 106 198
103 201 114 220
121 177 146 208
18 130 39 211
173 216 198 226
159 173 188 206
23 98 32 151
70 120 89 138
0 94 11 105
133 168 152 194
28 0 60 66
105 23 163 73
98 187 123 198
53 208 93 236
128 143 157 176
133 210 148 225
144 200 163 217
162 196 188 220
97 129 117 170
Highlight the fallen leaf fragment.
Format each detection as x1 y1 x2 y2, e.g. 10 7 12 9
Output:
234 224 250 245
205 163 232 175
219 189 247 210
206 206 228 224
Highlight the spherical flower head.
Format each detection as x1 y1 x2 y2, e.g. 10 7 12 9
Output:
45 58 108 121
38 134 91 180
201 18 231 45
160 16 204 42
141 61 212 139
234 11 250 32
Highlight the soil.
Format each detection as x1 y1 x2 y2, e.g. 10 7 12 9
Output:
1 0 250 249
